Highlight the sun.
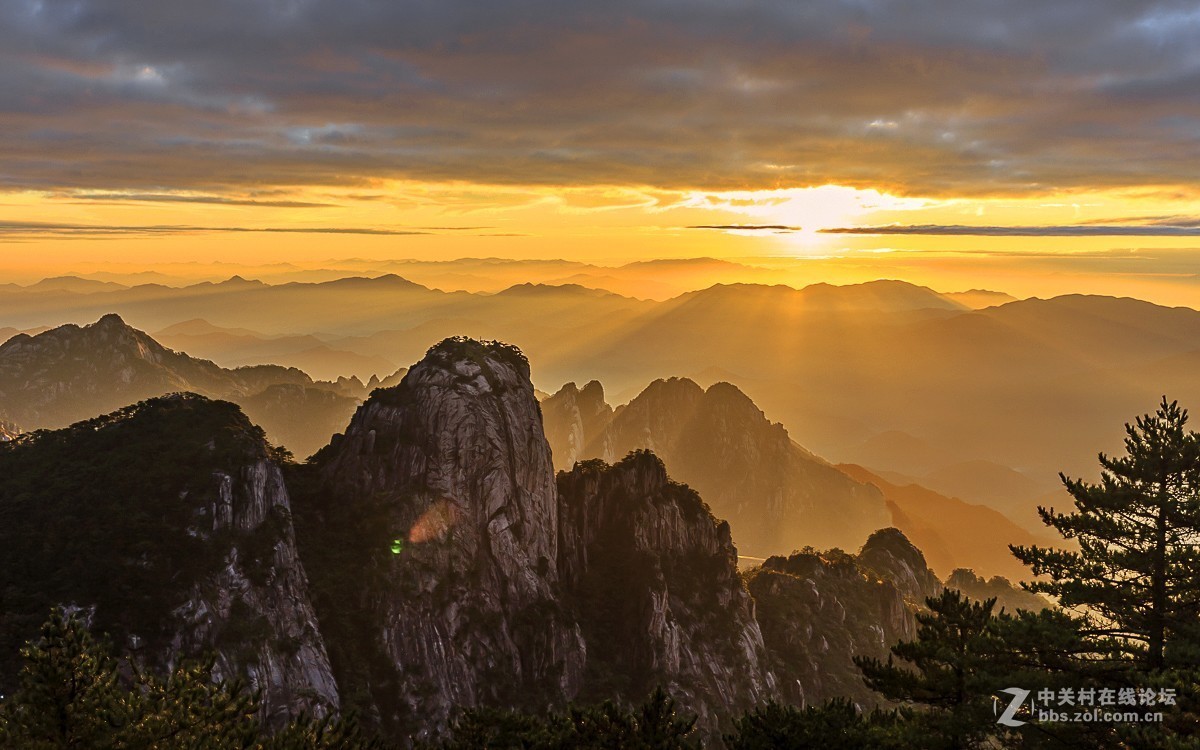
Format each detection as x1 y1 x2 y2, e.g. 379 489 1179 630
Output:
677 184 933 251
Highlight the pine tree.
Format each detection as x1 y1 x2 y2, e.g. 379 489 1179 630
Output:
725 698 905 750
0 608 381 749
124 656 260 748
430 687 700 749
854 590 1010 750
0 607 129 749
1011 397 1200 672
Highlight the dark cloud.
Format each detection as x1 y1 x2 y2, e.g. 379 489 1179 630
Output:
62 192 336 207
0 221 429 237
1079 215 1200 227
689 225 802 232
822 224 1200 236
0 1 1197 195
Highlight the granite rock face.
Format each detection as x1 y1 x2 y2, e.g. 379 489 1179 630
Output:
171 456 340 726
312 338 586 735
540 380 612 469
306 339 789 739
0 394 338 724
557 451 777 732
746 527 941 708
856 527 944 606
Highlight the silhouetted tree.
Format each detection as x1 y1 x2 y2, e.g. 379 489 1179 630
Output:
1012 397 1200 671
854 590 1011 750
725 698 904 750
0 608 379 749
432 687 699 749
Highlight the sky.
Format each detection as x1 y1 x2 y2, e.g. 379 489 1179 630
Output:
3 0 1200 303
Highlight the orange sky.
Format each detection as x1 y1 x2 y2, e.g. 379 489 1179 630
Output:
4 182 1200 306
3 2 1200 305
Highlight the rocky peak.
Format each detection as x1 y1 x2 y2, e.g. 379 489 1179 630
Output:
321 337 558 567
0 315 197 428
0 395 338 724
541 379 614 469
556 449 775 732
0 316 342 454
366 366 409 392
617 376 706 423
747 540 929 707
309 336 584 736
544 375 889 555
857 527 942 605
578 379 605 403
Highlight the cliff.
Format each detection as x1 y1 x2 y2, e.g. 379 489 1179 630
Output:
541 380 612 468
299 337 586 738
557 451 776 730
0 394 338 724
746 528 941 708
296 338 783 740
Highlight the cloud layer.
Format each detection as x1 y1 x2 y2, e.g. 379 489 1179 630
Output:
822 224 1200 237
2 1 1198 196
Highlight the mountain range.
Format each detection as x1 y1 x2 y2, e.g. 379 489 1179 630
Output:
540 377 1048 578
0 313 1041 579
6 273 1192 533
0 314 362 458
0 334 1045 743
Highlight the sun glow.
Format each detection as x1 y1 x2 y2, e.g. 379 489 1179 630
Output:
680 185 933 233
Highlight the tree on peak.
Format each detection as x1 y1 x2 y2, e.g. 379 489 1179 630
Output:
425 336 528 371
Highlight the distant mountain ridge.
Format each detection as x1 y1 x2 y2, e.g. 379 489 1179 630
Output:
7 278 1196 551
0 314 360 458
543 376 890 555
543 377 1048 577
838 463 1053 580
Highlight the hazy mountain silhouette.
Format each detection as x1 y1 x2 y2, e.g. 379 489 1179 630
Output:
0 315 357 458
566 287 1200 518
943 289 1018 308
892 459 1055 532
155 319 399 381
543 376 1047 576
7 275 1200 522
543 376 891 556
837 464 1053 580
